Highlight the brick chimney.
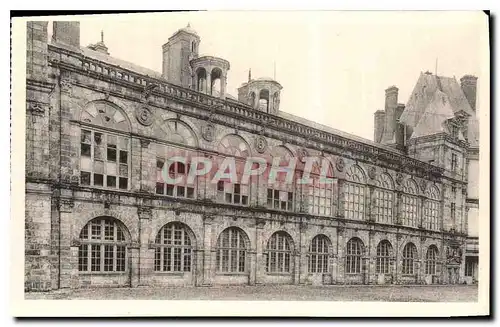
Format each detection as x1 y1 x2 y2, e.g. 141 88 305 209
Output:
373 110 385 143
460 75 478 111
52 21 80 48
382 86 398 144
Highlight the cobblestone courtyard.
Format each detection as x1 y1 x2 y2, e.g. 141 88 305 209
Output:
25 285 478 302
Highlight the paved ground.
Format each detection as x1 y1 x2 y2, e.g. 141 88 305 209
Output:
25 284 478 302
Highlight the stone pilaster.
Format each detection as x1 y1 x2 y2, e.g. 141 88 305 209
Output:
139 139 154 194
395 191 402 225
59 72 74 184
298 221 308 284
58 196 74 289
253 218 266 285
337 179 345 217
395 233 402 283
201 214 214 286
138 206 152 286
419 195 426 228
336 226 345 284
129 244 140 288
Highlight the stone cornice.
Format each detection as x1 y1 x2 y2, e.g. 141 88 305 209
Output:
47 44 444 180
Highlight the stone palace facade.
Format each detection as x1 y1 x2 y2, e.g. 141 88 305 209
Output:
25 21 480 291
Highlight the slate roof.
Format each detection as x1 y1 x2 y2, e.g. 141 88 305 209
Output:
399 72 476 140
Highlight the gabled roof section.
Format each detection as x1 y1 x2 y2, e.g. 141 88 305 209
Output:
400 72 475 139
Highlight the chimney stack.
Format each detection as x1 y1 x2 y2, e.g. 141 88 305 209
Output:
460 75 478 111
373 110 385 143
52 21 80 48
382 86 399 144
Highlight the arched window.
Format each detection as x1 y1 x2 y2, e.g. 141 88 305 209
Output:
307 159 334 216
266 231 294 273
210 68 222 96
153 222 193 272
425 245 438 275
424 186 440 231
376 240 392 274
402 179 419 227
346 237 364 274
402 242 417 275
344 165 366 220
196 68 207 93
266 146 295 212
216 227 248 273
308 235 331 273
374 173 394 224
78 217 128 272
259 89 270 112
79 101 131 190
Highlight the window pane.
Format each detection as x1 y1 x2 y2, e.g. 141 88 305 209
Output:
107 148 117 162
81 171 91 185
119 151 128 164
94 173 104 186
81 144 91 157
107 176 116 188
119 177 128 190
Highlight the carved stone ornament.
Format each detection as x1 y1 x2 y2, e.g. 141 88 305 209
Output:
202 123 215 142
28 102 46 116
395 173 404 185
446 246 463 265
368 166 376 180
135 107 153 126
420 179 427 192
60 78 73 94
335 157 345 172
255 135 268 154
298 148 308 162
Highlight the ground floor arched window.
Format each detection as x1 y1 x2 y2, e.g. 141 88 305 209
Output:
346 237 364 274
402 243 418 275
216 227 248 273
154 222 193 272
376 240 392 274
425 246 438 275
266 231 294 273
308 235 331 273
78 217 128 272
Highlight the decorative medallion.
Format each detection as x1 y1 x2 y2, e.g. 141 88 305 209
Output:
255 135 268 154
395 173 404 185
368 166 376 180
335 157 345 172
136 107 153 126
202 123 215 142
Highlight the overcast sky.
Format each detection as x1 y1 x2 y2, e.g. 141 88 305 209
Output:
47 11 488 141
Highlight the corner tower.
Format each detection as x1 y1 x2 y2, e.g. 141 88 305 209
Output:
162 23 200 88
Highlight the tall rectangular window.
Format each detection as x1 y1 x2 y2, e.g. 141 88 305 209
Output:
217 182 249 206
401 195 419 227
374 189 393 224
308 179 333 216
344 183 365 220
